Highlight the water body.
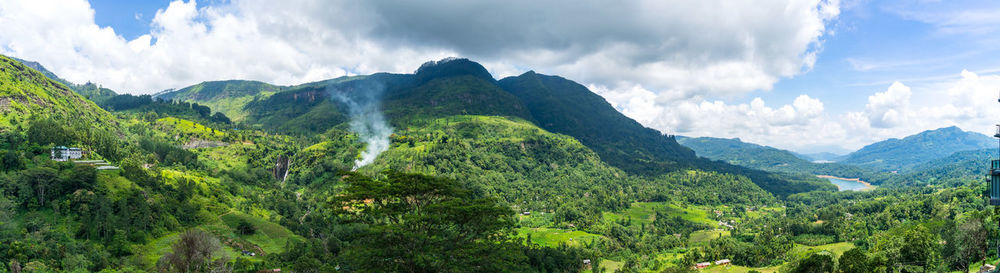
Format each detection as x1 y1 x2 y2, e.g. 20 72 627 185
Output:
827 178 869 191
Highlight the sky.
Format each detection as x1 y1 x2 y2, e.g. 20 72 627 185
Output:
1 0 999 154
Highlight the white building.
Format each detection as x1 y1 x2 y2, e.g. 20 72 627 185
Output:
51 146 83 161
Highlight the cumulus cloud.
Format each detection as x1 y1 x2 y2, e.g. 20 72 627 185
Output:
0 0 839 95
864 81 911 128
599 69 1000 153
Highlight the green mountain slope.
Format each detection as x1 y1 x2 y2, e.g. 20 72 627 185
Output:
293 115 776 217
0 55 116 130
157 80 282 122
11 57 117 102
840 126 995 172
678 136 877 182
498 71 695 174
159 58 831 196
497 71 833 196
883 148 996 187
244 59 533 133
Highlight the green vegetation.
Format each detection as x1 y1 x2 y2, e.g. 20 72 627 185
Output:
1 55 998 273
679 137 881 183
840 126 995 172
157 80 281 122
518 227 603 247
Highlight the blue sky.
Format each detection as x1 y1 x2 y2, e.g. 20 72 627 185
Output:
2 0 998 153
88 0 173 40
758 1 1000 112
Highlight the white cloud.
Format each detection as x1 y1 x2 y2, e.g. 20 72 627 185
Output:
0 0 839 95
596 69 1000 153
864 81 911 128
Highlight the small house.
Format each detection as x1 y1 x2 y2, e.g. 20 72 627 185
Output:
715 259 731 266
582 259 591 270
695 262 711 269
979 264 995 273
51 146 84 161
522 211 531 216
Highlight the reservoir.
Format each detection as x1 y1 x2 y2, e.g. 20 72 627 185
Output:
826 177 870 191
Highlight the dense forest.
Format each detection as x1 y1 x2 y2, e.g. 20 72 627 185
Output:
1 55 998 273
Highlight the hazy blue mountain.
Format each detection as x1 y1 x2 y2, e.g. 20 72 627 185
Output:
795 152 846 162
678 136 876 182
840 126 996 172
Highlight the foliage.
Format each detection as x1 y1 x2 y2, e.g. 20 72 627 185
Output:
156 230 228 273
840 126 994 172
678 137 880 184
334 171 579 272
156 80 280 122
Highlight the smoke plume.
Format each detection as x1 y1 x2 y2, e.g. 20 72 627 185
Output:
329 81 393 170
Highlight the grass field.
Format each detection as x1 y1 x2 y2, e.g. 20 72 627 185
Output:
602 202 716 227
789 242 855 259
156 116 226 140
517 227 603 247
137 210 303 269
693 242 855 273
689 229 731 245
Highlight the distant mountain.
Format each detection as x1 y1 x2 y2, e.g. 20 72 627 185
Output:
678 137 875 182
883 148 996 187
10 57 117 102
795 152 846 162
155 80 283 122
840 126 995 172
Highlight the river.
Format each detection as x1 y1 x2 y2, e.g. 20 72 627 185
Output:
828 178 869 191
817 175 873 191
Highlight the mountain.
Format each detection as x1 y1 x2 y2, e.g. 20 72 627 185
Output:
795 152 845 162
678 137 876 182
498 71 695 174
840 126 995 172
0 55 116 129
882 148 996 187
155 80 282 122
10 57 117 102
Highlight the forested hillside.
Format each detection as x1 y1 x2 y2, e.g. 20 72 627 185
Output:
156 80 282 122
678 137 880 183
12 57 117 103
2 55 997 273
840 126 995 172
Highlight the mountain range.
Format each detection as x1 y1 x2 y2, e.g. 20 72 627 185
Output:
3 54 996 272
839 126 995 172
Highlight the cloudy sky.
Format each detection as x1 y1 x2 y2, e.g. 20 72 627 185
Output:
2 0 999 154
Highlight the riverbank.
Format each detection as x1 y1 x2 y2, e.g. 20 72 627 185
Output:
816 175 874 191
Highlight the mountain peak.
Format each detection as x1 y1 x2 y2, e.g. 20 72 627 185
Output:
841 124 994 171
414 58 494 83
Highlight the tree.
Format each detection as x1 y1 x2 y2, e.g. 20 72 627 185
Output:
63 165 97 192
790 253 834 273
157 229 230 273
20 167 59 207
872 224 940 272
236 220 256 235
335 171 528 272
838 248 873 273
951 217 987 271
26 118 72 146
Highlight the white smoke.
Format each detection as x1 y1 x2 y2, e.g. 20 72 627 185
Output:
329 82 393 170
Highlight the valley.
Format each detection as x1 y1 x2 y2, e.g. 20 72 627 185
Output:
0 55 996 273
